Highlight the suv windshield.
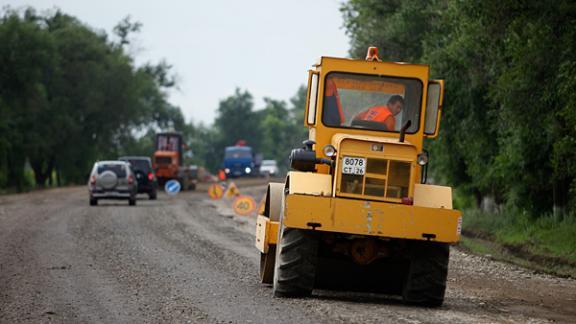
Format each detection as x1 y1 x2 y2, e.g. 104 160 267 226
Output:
322 73 422 133
98 164 127 177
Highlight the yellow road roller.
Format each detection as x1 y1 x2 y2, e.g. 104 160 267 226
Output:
255 47 461 307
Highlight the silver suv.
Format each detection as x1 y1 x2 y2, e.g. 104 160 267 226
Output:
88 161 137 206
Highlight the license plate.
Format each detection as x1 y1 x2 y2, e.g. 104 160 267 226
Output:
342 157 366 175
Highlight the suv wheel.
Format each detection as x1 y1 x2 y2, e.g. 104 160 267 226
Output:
129 196 136 206
149 190 157 200
90 197 98 206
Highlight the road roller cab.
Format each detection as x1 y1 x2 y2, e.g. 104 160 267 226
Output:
256 47 461 306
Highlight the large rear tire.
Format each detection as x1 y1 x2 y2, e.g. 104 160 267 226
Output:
273 225 319 298
402 241 450 307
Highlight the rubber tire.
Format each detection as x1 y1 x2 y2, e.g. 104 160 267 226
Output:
402 241 450 307
129 197 136 206
90 197 97 206
273 226 319 298
149 190 157 200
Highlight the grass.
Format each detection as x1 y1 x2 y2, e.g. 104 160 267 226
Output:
460 208 576 278
0 167 36 195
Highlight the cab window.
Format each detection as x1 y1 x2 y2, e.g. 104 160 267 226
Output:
225 148 252 159
322 73 422 133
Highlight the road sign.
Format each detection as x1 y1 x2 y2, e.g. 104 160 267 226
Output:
224 182 240 198
233 195 257 216
208 183 224 200
165 180 181 196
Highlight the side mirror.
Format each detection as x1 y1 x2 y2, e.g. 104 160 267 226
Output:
305 71 319 125
424 80 444 138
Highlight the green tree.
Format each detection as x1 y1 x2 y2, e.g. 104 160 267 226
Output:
209 88 261 169
0 8 56 189
214 88 260 148
260 98 293 169
289 85 309 145
0 7 183 189
341 0 576 216
341 0 435 61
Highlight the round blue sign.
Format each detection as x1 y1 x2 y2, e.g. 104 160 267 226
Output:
164 180 181 196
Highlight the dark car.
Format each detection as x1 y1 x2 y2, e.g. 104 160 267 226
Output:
119 156 158 200
88 161 137 206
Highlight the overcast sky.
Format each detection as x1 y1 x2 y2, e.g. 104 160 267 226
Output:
6 0 350 124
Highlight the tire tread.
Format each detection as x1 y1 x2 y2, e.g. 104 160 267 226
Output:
273 227 318 297
402 241 449 307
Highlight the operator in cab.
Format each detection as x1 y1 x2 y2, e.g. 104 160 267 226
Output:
352 95 404 131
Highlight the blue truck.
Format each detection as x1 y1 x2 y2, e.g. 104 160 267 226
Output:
223 145 260 178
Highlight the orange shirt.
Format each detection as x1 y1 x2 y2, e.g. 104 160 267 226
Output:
354 105 395 130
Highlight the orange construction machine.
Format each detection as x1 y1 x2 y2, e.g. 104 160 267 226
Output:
152 132 197 190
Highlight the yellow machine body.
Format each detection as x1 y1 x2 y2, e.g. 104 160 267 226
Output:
256 54 460 255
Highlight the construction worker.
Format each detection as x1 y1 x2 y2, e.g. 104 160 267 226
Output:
352 95 404 131
218 169 226 181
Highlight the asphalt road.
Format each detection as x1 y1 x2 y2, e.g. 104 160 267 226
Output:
1 185 575 323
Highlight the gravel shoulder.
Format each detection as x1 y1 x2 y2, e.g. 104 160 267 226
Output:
1 186 575 323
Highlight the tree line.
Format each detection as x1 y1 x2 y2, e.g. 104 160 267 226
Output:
188 87 308 173
341 0 576 217
0 8 185 190
3 2 574 221
127 86 308 175
0 7 307 191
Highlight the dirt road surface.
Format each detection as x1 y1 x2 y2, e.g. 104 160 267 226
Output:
1 185 575 323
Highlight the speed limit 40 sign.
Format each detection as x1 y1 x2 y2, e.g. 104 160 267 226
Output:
232 195 257 216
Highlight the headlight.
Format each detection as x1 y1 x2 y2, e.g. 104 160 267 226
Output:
245 167 251 174
417 151 429 166
322 144 337 158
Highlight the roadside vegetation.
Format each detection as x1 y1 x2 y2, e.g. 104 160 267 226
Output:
0 8 184 191
341 0 576 274
0 7 307 192
460 209 576 277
